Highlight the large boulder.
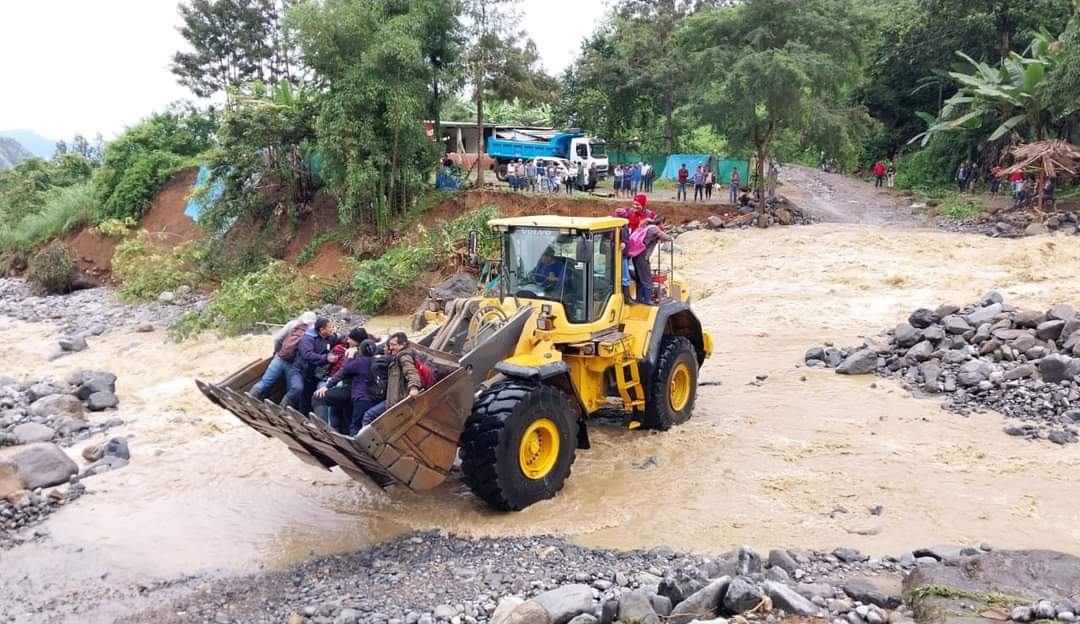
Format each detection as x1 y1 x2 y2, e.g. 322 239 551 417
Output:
767 549 799 576
894 323 922 348
722 577 765 614
87 391 119 411
843 577 902 609
75 372 117 400
10 443 78 489
908 308 939 329
618 589 659 624
904 550 1080 622
668 577 731 624
532 585 593 624
659 575 705 607
836 349 878 375
763 580 818 616
492 597 526 624
1039 355 1075 383
1036 320 1066 341
58 335 88 352
1047 304 1076 322
943 315 972 335
505 601 552 624
27 382 63 402
0 459 25 499
12 422 57 444
965 303 1003 326
29 393 84 419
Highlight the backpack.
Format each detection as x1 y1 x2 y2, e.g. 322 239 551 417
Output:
277 324 308 360
407 352 436 389
626 226 650 258
367 356 389 402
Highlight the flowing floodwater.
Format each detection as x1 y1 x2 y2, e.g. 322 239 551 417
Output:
3 217 1080 622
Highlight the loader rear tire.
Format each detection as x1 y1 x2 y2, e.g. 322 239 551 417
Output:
460 381 578 511
643 336 698 431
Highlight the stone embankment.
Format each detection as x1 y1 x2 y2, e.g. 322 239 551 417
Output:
937 208 1080 238
806 293 1080 443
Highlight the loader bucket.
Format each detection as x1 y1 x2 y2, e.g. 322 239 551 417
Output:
195 344 476 491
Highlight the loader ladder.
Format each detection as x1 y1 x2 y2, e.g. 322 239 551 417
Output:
611 336 646 413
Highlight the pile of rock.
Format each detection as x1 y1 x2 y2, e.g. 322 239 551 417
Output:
937 208 1080 238
805 293 1080 443
311 303 370 334
0 371 123 448
0 277 203 337
675 197 813 234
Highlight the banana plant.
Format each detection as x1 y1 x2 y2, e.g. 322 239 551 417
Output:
909 28 1062 146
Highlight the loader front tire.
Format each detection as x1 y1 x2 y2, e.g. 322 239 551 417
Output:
460 381 578 511
643 336 699 431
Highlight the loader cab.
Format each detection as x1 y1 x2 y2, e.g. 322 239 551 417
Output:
490 216 624 325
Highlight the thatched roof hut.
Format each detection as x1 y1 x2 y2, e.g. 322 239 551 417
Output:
1000 139 1080 179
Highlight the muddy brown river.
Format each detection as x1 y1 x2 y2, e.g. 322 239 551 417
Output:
3 218 1080 613
4 164 1080 622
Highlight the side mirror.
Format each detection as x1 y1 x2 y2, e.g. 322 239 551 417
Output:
575 239 593 263
467 230 479 267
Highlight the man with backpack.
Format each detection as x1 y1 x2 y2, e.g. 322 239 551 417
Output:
249 311 317 400
360 332 428 428
285 318 341 416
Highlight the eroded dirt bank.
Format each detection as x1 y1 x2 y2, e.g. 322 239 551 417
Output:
2 218 1080 622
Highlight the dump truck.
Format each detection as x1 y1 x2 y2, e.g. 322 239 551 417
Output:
488 129 609 181
197 215 712 511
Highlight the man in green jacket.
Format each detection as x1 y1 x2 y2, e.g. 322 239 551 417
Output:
360 332 423 427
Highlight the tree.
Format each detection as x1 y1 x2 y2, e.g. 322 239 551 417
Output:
290 0 438 229
416 0 465 150
461 0 557 182
172 0 297 100
682 0 878 209
859 0 1075 157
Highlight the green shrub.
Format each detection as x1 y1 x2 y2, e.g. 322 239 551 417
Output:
170 261 305 339
347 245 437 313
427 204 501 259
111 231 205 301
94 108 215 221
0 182 97 252
26 244 75 294
938 195 987 220
92 217 137 238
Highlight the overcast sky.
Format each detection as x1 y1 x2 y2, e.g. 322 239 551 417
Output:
0 0 609 141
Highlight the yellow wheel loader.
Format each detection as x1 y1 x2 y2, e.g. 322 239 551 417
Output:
197 215 713 511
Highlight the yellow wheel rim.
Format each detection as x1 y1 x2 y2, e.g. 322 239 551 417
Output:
518 418 560 480
669 362 692 412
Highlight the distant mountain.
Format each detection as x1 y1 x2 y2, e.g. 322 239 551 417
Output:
0 129 57 160
0 137 34 171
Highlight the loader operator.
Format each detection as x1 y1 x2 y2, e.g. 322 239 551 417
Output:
532 247 567 292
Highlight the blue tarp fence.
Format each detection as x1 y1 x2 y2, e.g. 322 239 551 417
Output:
659 154 749 182
184 165 225 221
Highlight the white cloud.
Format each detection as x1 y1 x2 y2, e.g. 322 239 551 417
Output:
0 0 609 140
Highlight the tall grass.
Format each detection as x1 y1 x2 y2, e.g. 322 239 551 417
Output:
0 182 97 252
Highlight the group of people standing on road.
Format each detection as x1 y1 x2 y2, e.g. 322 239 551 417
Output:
249 314 433 437
612 162 654 197
872 160 897 189
506 158 596 195
676 162 740 203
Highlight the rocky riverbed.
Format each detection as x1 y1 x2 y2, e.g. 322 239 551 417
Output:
0 278 203 347
805 293 1080 443
116 533 1079 624
936 207 1080 238
0 371 131 549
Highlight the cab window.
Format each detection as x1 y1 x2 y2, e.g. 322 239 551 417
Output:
576 143 588 159
591 230 615 320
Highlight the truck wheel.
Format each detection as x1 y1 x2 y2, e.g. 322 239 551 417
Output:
643 336 699 431
460 381 578 511
494 164 508 182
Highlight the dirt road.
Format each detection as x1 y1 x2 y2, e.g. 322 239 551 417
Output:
780 165 928 227
3 174 1080 623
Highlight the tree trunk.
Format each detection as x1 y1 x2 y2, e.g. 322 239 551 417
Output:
474 71 485 188
432 72 442 157
664 92 675 153
755 144 767 228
